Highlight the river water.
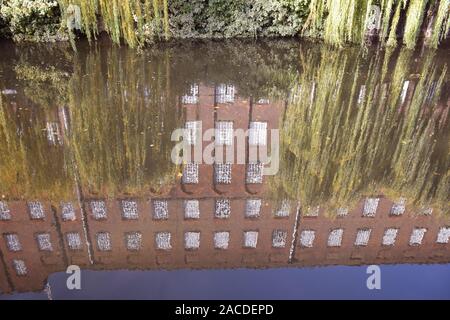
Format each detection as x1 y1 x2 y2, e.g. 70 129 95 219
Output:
0 38 449 299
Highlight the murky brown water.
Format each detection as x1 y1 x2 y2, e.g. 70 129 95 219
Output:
0 39 449 298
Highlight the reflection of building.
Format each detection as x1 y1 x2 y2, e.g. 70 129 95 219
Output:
1 196 449 295
0 201 89 293
179 84 282 197
0 197 297 294
1 85 449 295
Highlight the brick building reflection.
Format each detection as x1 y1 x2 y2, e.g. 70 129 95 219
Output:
0 85 449 295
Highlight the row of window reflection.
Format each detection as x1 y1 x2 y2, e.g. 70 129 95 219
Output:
5 224 449 254
182 84 236 104
181 84 271 106
96 229 287 252
5 225 447 256
0 197 438 223
3 229 287 253
299 226 450 248
184 120 268 146
182 162 264 184
291 80 413 108
0 199 291 222
108 198 290 220
305 198 433 218
5 229 288 277
89 197 432 221
7 225 450 278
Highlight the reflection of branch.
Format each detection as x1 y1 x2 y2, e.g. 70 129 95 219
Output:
14 63 70 108
274 46 449 215
66 48 180 197
0 93 75 200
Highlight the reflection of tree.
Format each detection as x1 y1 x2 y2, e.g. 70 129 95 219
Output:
67 47 181 196
270 46 449 215
165 39 301 100
1 41 448 208
0 93 76 200
0 40 303 199
2 43 73 110
14 63 70 109
0 44 182 199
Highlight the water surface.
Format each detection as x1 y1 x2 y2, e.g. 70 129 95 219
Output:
0 39 449 299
